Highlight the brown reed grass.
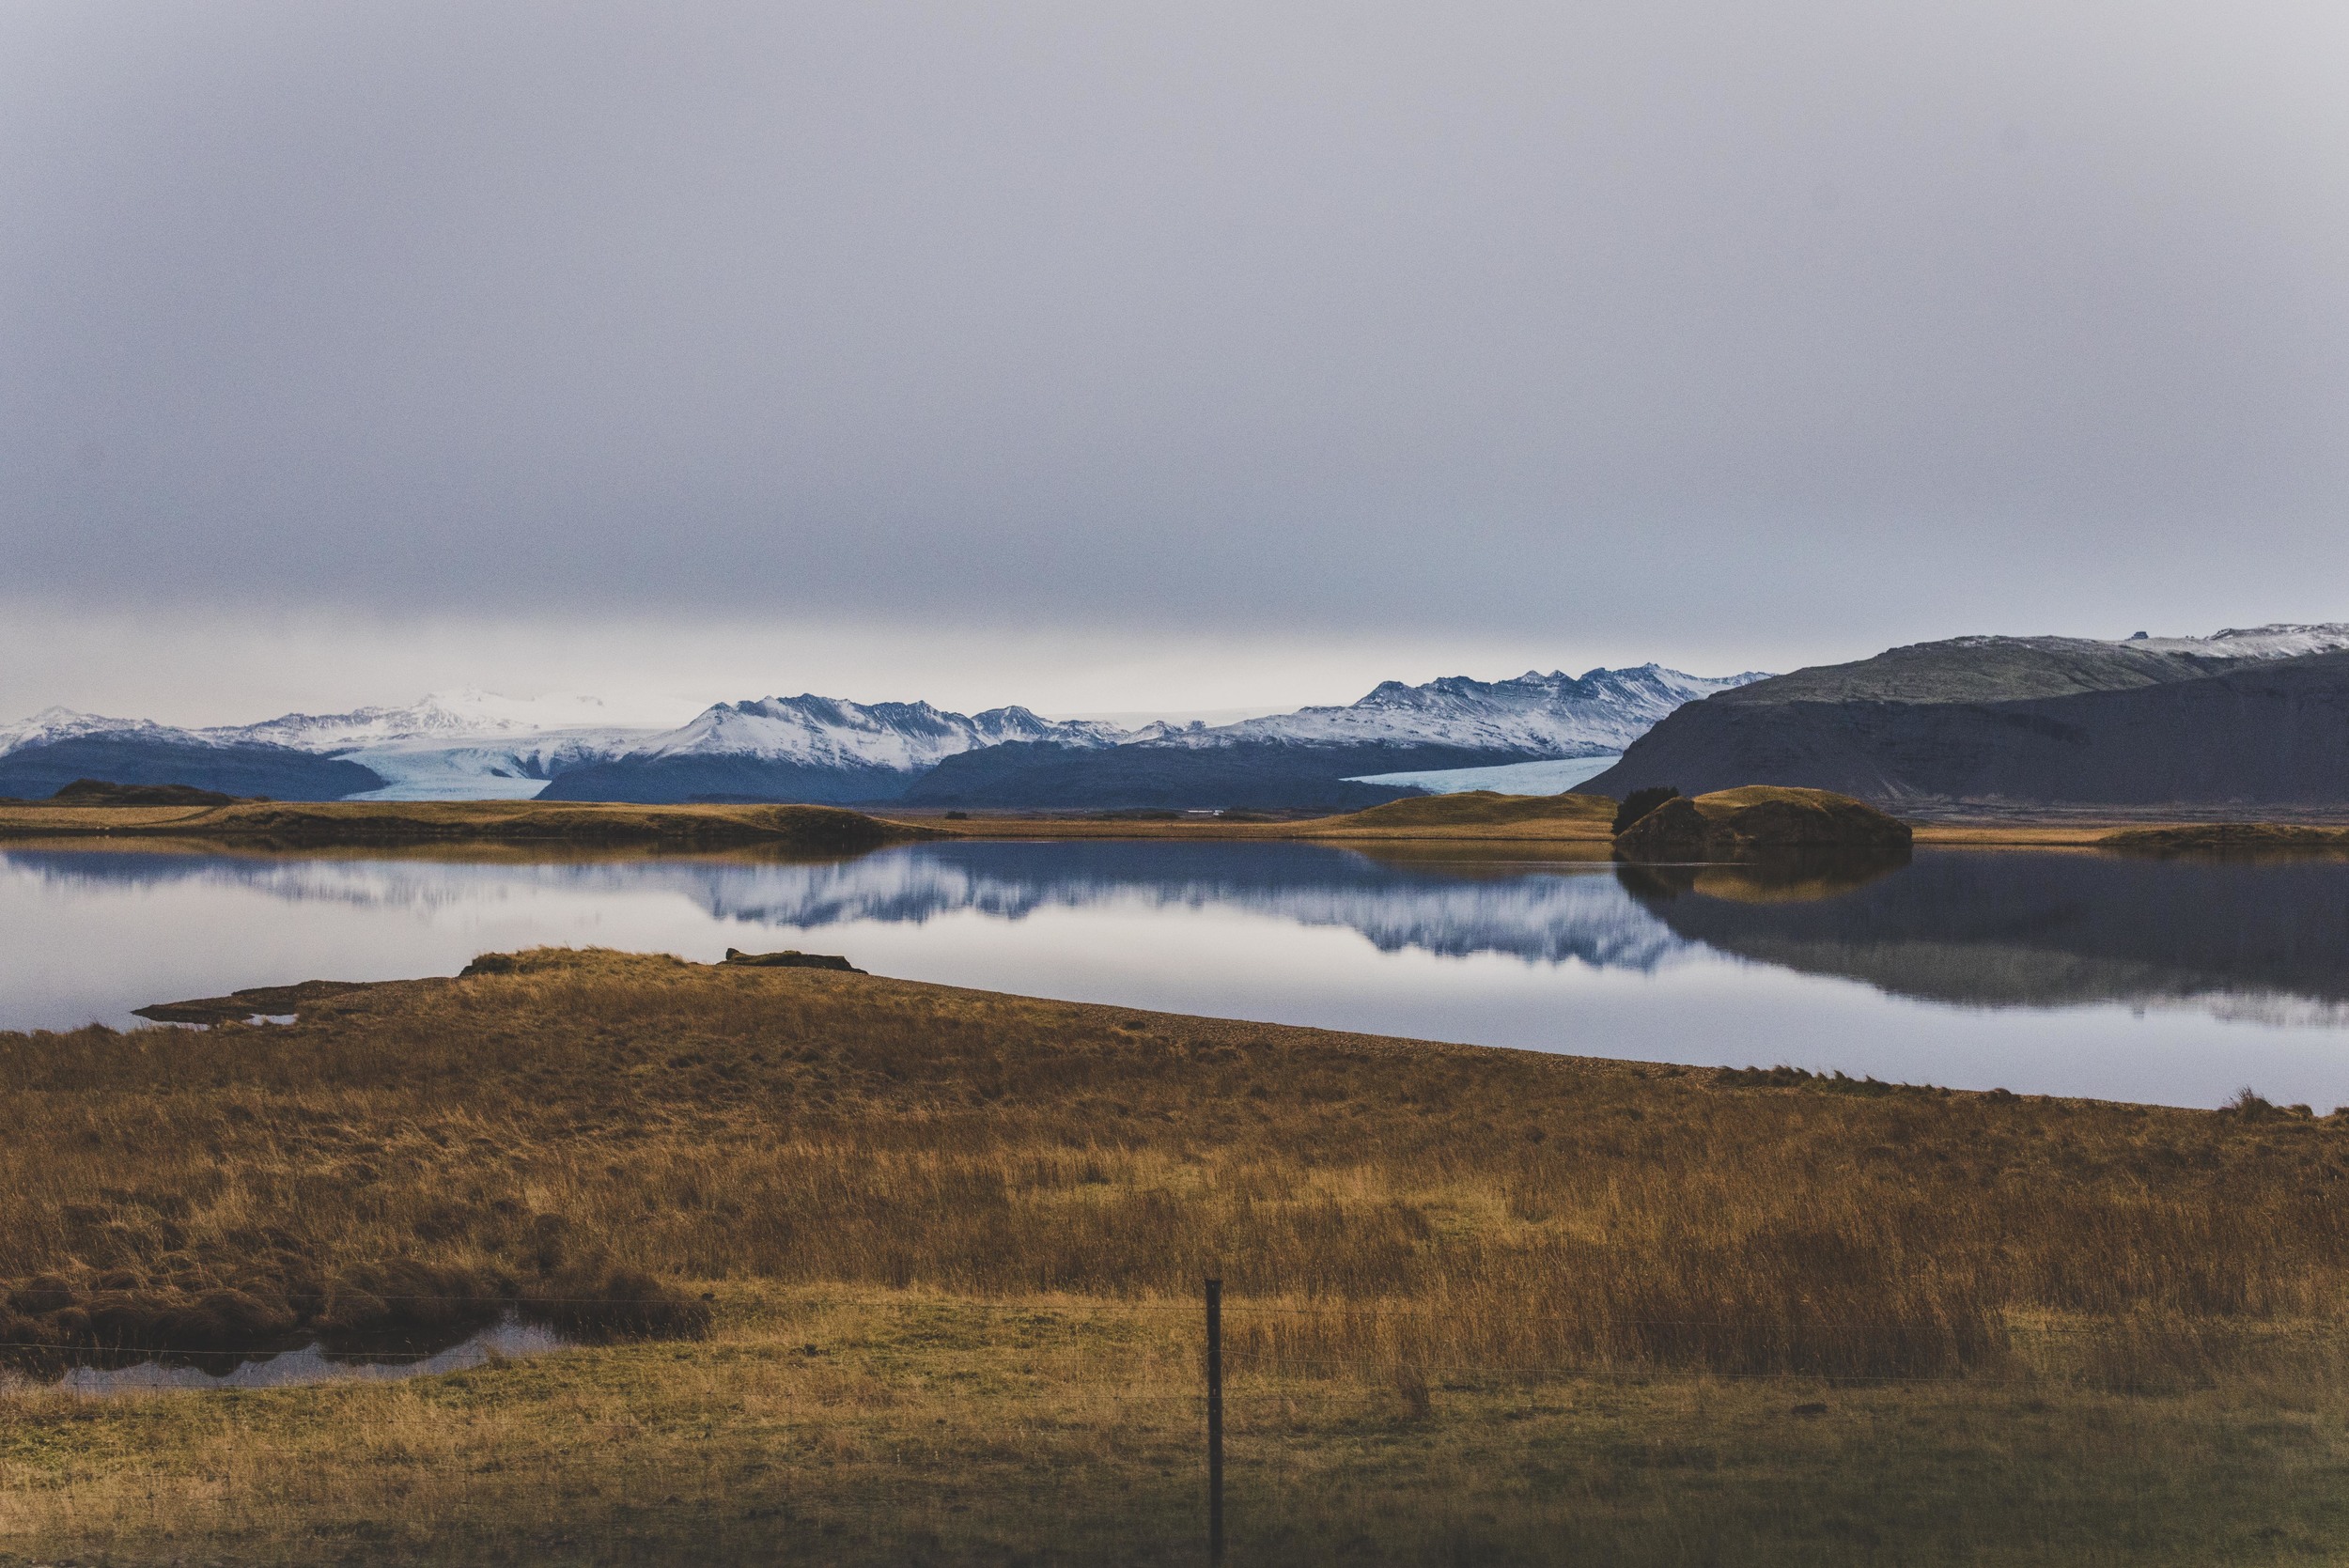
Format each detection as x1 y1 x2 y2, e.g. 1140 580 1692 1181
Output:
5 947 2345 1389
14 1288 2349 1566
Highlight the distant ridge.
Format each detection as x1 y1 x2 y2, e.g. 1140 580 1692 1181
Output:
1138 666 1766 756
0 736 384 801
0 660 1765 808
899 665 1766 809
1587 627 2349 812
537 695 1121 804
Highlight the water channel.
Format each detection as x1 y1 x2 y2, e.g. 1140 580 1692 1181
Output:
6 839 2348 1109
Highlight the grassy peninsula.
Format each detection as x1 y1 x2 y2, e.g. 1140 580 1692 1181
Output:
6 951 2349 1563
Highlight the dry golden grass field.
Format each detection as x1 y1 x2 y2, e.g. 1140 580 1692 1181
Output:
5 949 2349 1564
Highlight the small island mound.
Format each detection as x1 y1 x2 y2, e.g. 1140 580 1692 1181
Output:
1321 789 1617 831
2101 823 2349 858
1613 785 1912 861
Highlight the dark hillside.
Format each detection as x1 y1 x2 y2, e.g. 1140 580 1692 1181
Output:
1709 636 2250 707
0 737 384 801
1589 649 2349 810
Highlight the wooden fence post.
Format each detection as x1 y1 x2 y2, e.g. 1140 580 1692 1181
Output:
1206 1276 1224 1564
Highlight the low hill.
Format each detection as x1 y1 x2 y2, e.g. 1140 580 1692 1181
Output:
0 799 928 849
1318 789 1616 831
1613 786 1912 860
1588 636 2349 812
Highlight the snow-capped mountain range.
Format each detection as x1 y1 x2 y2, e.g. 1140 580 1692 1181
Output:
1130 665 1766 756
627 697 1125 770
227 690 628 750
8 626 2342 804
0 691 661 802
1 665 1767 803
2086 624 2349 660
0 689 622 753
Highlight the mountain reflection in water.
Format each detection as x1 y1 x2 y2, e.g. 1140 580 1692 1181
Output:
1622 851 2349 1017
6 841 2349 1108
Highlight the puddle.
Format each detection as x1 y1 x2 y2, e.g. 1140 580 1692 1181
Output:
8 1316 568 1397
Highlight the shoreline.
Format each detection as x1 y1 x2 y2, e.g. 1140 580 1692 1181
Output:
5 795 2348 854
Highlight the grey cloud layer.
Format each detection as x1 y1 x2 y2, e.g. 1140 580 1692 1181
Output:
5 1 2345 644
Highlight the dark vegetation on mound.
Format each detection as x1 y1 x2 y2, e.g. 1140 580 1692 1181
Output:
0 737 385 801
719 948 863 972
1612 786 1912 861
50 778 246 807
1610 784 1680 835
7 948 2348 1391
1588 643 2349 811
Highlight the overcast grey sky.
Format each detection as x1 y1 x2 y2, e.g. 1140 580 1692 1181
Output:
3 1 2344 724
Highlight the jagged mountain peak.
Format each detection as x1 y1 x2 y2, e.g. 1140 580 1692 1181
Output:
222 690 627 750
1139 664 1768 758
0 706 183 755
3 659 1760 802
634 692 1123 772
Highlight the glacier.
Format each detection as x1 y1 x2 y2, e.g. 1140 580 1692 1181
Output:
1346 756 1624 796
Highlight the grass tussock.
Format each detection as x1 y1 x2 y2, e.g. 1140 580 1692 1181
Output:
5 948 2346 1391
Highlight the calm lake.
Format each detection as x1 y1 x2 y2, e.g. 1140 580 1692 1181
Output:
6 839 2348 1110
